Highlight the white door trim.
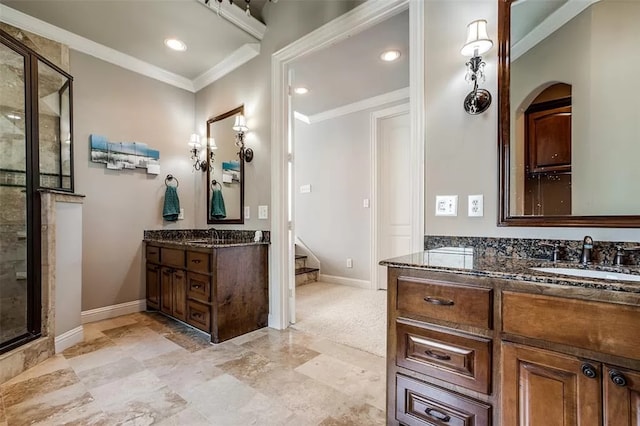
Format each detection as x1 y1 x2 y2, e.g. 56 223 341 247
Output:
270 0 423 329
370 103 411 291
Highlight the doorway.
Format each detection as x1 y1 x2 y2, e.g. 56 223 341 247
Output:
269 0 424 330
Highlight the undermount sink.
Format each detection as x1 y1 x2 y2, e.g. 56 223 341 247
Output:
531 267 640 282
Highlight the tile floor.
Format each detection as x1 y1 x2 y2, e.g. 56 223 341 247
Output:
0 312 386 425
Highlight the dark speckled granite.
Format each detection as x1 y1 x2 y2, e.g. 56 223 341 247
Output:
381 248 640 294
143 229 270 246
424 235 640 266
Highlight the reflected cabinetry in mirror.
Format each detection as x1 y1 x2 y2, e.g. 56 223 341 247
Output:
498 0 640 227
206 106 245 224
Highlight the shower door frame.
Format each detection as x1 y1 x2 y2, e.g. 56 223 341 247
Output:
0 28 72 354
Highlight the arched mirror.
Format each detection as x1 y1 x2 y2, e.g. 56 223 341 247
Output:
498 0 640 227
206 106 245 224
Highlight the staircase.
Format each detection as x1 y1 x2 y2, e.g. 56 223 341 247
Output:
295 254 319 286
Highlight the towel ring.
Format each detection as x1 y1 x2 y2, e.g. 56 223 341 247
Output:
211 180 222 190
165 174 179 187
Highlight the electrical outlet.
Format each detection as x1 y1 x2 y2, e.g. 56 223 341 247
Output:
178 208 184 220
468 195 484 217
363 198 370 208
258 205 268 220
435 195 458 216
346 258 353 268
244 206 250 220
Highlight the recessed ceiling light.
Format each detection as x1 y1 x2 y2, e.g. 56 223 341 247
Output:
294 87 309 95
6 113 21 120
380 50 401 62
164 38 187 52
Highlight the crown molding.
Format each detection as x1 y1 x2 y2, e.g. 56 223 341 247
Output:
512 0 600 61
193 43 260 91
0 4 195 91
196 0 266 40
293 111 310 124
306 87 410 124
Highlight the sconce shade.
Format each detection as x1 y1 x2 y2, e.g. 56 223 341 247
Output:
188 133 201 147
461 19 493 57
208 137 218 150
232 115 248 132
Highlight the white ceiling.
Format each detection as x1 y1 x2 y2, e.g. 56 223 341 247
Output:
1 0 264 80
0 0 409 113
291 9 409 117
511 0 567 45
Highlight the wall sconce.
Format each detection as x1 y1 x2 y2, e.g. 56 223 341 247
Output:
233 114 254 163
461 19 493 115
189 133 208 172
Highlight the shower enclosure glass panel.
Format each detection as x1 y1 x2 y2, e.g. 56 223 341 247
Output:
0 41 29 346
38 60 72 190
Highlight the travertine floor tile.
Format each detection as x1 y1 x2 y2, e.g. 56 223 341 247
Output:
296 353 386 411
2 311 387 426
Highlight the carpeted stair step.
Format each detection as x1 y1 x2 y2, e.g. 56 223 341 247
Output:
295 267 319 286
295 254 307 270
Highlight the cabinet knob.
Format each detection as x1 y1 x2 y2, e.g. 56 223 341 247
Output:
609 369 627 387
581 363 597 379
423 296 455 306
424 407 451 422
191 259 201 264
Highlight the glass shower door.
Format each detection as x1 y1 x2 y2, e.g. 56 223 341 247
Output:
0 38 33 350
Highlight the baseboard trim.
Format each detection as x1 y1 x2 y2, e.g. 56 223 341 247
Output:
318 274 372 289
81 299 146 324
55 326 84 353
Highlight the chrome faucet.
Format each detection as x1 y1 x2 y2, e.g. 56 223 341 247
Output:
613 246 640 266
580 236 593 265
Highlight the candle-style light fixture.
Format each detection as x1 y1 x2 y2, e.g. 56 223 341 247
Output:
461 19 493 115
233 114 254 162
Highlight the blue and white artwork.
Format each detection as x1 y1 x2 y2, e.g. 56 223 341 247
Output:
90 134 160 173
222 160 240 183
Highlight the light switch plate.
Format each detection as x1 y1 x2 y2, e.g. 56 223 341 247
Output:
258 205 268 220
178 208 184 220
300 184 311 193
468 194 484 217
363 198 370 208
435 195 458 216
244 206 250 220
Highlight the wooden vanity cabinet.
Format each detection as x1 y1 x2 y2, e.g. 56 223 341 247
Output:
387 266 640 426
145 242 268 343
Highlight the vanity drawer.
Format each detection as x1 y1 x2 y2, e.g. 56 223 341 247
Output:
396 277 493 329
396 374 491 426
161 247 185 268
502 291 640 360
146 245 160 263
186 300 211 332
187 251 210 273
187 272 210 302
397 321 491 394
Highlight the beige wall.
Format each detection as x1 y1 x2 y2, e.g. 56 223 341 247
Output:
71 51 196 311
194 0 362 230
423 0 640 242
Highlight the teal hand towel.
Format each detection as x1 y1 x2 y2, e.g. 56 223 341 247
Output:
210 188 226 219
163 186 180 221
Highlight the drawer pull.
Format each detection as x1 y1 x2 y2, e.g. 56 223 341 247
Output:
191 259 202 264
609 370 627 387
423 296 455 306
581 363 597 379
192 312 203 319
425 407 451 422
424 349 451 361
192 284 202 289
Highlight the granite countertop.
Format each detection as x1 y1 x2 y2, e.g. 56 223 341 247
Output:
143 238 269 249
381 247 640 294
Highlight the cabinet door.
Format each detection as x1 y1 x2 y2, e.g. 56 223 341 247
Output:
146 263 160 309
502 343 601 426
604 366 640 425
172 270 187 321
160 267 173 315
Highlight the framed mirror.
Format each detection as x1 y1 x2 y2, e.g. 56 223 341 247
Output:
498 0 640 227
206 106 245 224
